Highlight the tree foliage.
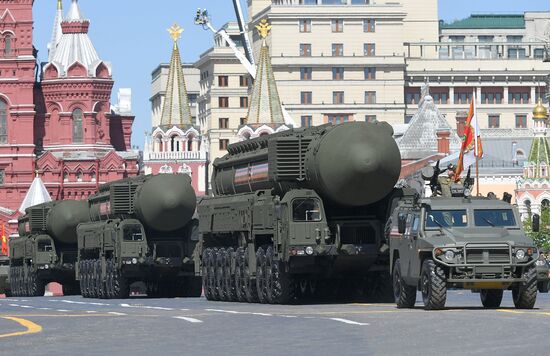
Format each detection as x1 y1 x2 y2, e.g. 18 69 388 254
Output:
524 207 550 252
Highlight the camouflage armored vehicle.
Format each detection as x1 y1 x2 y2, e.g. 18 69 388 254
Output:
197 122 403 304
76 174 201 299
390 170 540 310
9 201 90 297
0 254 9 296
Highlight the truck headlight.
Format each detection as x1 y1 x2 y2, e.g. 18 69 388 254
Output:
515 249 526 260
444 250 455 261
305 246 314 255
131 258 138 264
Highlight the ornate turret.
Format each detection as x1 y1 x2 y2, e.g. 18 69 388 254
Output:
238 19 288 140
159 24 193 127
47 0 63 62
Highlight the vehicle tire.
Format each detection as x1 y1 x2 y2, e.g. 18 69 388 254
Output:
244 247 259 303
105 259 114 299
112 259 129 299
96 260 107 299
223 247 237 302
265 246 293 304
27 267 45 297
538 280 550 293
215 248 227 301
480 289 503 308
234 247 247 302
208 248 218 301
8 266 15 297
83 260 90 298
366 271 395 303
393 258 416 308
256 247 268 304
202 248 212 300
513 266 537 309
78 261 87 298
89 259 98 298
11 266 18 297
420 259 446 310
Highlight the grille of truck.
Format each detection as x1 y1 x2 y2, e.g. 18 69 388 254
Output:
464 244 511 264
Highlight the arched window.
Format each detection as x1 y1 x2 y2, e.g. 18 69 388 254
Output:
90 171 96 182
525 200 532 215
4 35 12 56
187 135 194 151
63 171 69 182
541 163 548 178
76 171 82 182
0 100 7 144
542 199 550 209
72 109 83 143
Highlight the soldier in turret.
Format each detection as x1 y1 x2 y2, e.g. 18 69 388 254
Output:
438 164 463 197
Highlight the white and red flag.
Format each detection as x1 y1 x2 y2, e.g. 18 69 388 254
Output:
455 93 483 181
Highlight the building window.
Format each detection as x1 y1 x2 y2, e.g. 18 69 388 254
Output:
406 91 421 105
218 75 228 87
219 139 229 150
364 91 376 104
299 19 311 33
508 47 527 59
454 90 473 104
333 91 344 104
240 117 247 125
301 91 312 104
332 43 343 57
219 117 229 129
364 43 375 56
239 75 249 87
432 92 449 104
365 115 377 123
240 97 248 108
481 90 503 104
72 108 83 143
331 19 343 33
515 114 527 128
0 100 7 144
535 87 548 103
76 171 83 182
300 67 312 80
508 89 530 104
63 171 69 182
219 97 229 108
0 169 4 185
507 35 523 43
364 67 376 80
488 115 500 128
3 35 12 56
300 43 312 57
534 48 544 59
301 115 312 127
326 114 351 124
332 67 344 80
364 19 375 32
352 0 371 3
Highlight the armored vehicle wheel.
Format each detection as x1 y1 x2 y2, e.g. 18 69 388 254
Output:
105 259 114 299
10 266 18 296
111 260 129 299
208 248 218 300
215 248 227 301
393 258 416 308
63 283 80 296
480 289 503 308
88 260 97 298
234 247 247 302
202 248 213 300
243 247 259 303
27 267 45 297
223 248 237 301
256 247 268 304
21 266 28 296
420 259 446 310
82 260 90 298
96 260 107 299
78 261 86 297
512 267 537 309
265 246 293 304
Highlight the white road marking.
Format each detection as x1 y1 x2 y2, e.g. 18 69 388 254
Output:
251 312 273 316
119 303 174 311
180 309 189 311
173 316 203 323
37 307 52 310
205 308 243 314
329 318 369 326
86 311 97 313
280 315 298 318
8 304 19 307
108 312 127 316
56 309 70 312
50 299 110 306
19 305 34 309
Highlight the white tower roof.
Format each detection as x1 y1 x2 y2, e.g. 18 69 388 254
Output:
19 176 52 214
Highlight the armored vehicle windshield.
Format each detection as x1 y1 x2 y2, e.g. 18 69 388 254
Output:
425 209 467 228
473 209 518 228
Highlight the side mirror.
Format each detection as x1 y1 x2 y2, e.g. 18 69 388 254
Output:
398 214 406 234
533 214 540 233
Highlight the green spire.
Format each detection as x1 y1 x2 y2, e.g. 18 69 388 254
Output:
246 20 284 124
160 24 192 127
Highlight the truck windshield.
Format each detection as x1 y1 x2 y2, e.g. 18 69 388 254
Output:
474 209 517 227
425 210 467 228
293 198 322 222
123 225 144 241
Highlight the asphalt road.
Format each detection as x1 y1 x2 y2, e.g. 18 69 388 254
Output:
1 291 550 356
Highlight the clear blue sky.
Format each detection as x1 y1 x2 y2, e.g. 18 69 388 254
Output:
32 0 550 148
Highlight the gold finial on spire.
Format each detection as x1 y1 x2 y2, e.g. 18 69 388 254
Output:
167 23 184 42
58 0 63 10
256 19 272 39
533 98 548 120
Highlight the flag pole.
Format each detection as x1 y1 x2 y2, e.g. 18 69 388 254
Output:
473 91 480 196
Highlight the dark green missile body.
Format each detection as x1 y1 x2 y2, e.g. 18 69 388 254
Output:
77 174 202 299
199 122 404 304
9 200 90 297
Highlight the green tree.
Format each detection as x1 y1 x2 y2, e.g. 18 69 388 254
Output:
524 206 550 251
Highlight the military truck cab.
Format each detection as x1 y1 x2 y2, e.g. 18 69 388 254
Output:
390 196 539 310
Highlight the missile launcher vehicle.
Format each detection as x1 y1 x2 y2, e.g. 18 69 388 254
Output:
9 200 90 296
76 174 201 299
197 122 404 304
